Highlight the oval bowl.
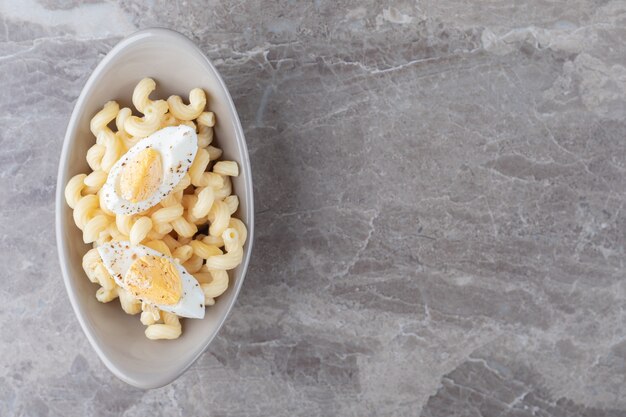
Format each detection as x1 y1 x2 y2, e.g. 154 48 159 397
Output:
55 28 254 389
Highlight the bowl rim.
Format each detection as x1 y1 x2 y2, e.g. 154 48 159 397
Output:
55 27 254 389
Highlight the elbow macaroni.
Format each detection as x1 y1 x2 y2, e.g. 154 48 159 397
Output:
191 186 214 219
86 143 105 171
200 269 229 305
167 88 206 120
189 148 211 186
145 312 182 340
213 161 239 177
208 200 230 237
130 216 152 245
197 111 215 127
64 174 87 209
197 124 213 148
67 79 247 341
132 78 157 113
90 101 119 137
124 100 168 138
99 130 122 173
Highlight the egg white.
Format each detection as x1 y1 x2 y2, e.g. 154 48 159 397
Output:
97 241 205 319
101 125 198 215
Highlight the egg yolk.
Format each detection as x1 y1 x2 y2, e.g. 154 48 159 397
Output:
124 255 182 306
119 148 163 203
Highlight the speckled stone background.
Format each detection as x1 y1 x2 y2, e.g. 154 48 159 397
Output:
1 1 625 416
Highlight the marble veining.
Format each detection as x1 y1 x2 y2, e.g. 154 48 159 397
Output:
0 0 624 416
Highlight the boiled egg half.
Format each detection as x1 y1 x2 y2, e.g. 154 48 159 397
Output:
98 241 205 319
102 125 197 215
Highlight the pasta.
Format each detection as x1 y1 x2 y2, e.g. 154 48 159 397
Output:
145 228 166 241
195 172 223 189
189 240 222 259
107 222 127 241
181 194 197 210
115 107 132 133
197 124 213 148
160 191 181 207
115 214 133 236
124 100 168 138
82 248 103 283
229 218 247 246
139 303 161 326
208 200 229 237
73 194 99 230
214 176 232 200
159 113 178 128
162 234 182 252
191 186 214 218
223 195 239 215
119 132 141 152
97 189 115 216
132 78 157 113
171 216 197 238
197 111 215 127
172 244 193 263
83 170 108 195
205 246 243 270
86 143 105 171
202 234 224 248
201 269 229 305
153 221 173 235
94 263 115 291
144 239 172 257
193 269 212 284
83 214 110 244
84 170 107 187
67 78 247 340
189 148 211 186
167 88 206 120
151 204 184 225
145 312 182 340
183 254 203 274
118 287 142 315
130 216 152 245
213 161 239 177
96 287 118 303
64 174 86 209
177 235 192 245
222 228 240 253
177 119 196 130
207 145 223 160
99 130 122 173
90 101 119 137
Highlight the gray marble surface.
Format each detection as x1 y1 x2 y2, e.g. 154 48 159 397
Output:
1 0 625 416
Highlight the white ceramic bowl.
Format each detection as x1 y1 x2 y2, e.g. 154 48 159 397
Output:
55 28 254 389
